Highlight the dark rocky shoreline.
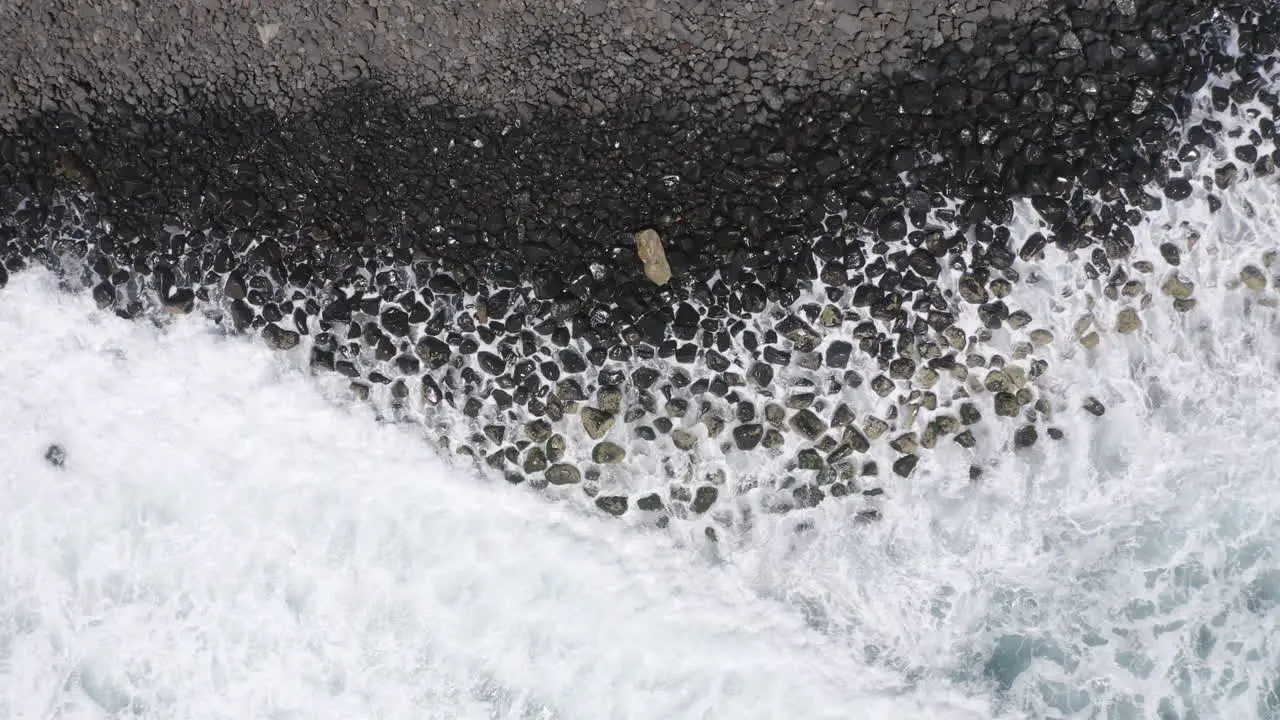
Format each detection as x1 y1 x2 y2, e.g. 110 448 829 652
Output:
4 2 1270 326
1 0 1063 127
2 0 1279 531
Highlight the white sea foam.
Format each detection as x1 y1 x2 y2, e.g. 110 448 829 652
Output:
0 271 993 719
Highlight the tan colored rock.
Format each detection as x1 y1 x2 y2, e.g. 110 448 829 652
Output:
1005 365 1028 388
1241 265 1268 292
1116 308 1141 334
55 150 98 191
635 229 672 286
863 416 890 439
1080 331 1100 349
1029 328 1055 346
917 367 939 389
1161 274 1195 300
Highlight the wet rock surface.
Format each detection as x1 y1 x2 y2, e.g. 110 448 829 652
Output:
2 0 1280 533
44 443 66 468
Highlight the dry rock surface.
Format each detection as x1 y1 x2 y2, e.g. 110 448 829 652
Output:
2 0 1060 127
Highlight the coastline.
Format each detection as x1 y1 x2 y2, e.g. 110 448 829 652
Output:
2 0 1278 526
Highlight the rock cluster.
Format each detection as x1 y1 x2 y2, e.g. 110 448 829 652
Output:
1 0 1063 128
2 0 1279 534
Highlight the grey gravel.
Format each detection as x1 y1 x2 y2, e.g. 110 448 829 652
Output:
0 0 1060 128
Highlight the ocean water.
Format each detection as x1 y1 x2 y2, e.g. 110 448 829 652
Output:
5 43 1280 720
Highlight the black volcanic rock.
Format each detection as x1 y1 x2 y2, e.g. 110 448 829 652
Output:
45 443 66 468
1 0 1276 538
1 0 1253 330
380 306 411 337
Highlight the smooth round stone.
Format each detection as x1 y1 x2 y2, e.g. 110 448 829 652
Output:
1014 425 1038 449
889 433 918 455
994 392 1020 417
793 484 825 508
841 425 870 452
416 336 451 368
892 454 919 478
546 463 581 485
958 276 988 304
797 448 823 471
984 369 1014 394
1161 274 1195 299
1006 311 1032 329
636 493 664 511
862 416 889 439
1162 177 1193 200
870 375 895 397
477 351 506 375
764 403 786 425
888 358 915 380
825 340 853 368
598 386 623 413
380 307 410 336
786 393 815 410
580 406 615 439
547 434 567 462
523 447 549 473
393 354 421 374
665 398 689 418
595 496 628 516
671 429 698 450
1241 265 1268 292
747 358 773 386
831 404 855 427
1116 308 1142 333
702 414 726 437
1029 329 1054 346
559 348 587 373
762 428 785 449
164 288 196 313
789 409 827 440
1083 397 1107 416
690 486 718 514
580 436 626 465
262 323 300 350
526 419 553 442
827 442 856 463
